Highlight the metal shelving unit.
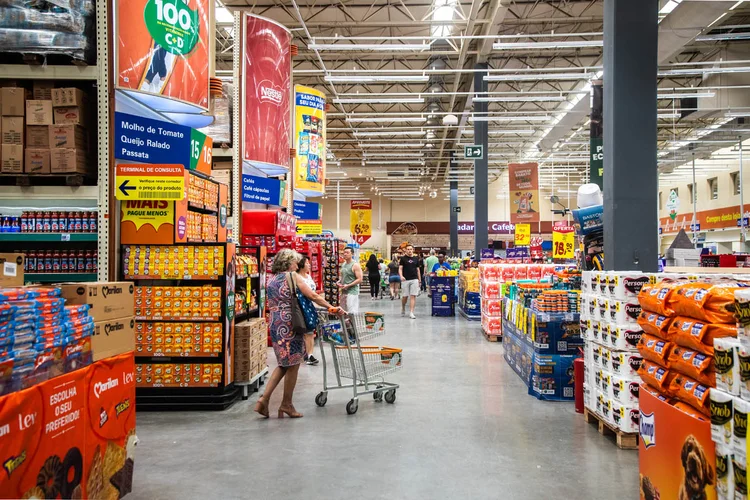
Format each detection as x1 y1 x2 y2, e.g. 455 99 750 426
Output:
0 0 111 282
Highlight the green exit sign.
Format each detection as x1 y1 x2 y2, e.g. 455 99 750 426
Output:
464 145 483 159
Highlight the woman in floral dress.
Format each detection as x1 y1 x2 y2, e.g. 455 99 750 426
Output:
255 249 343 418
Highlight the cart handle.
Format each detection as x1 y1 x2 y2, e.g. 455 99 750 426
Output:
333 346 402 355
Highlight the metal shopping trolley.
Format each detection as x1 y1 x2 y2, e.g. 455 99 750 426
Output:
314 311 401 414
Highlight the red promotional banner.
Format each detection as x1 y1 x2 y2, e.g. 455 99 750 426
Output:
509 163 540 224
350 200 372 245
116 0 211 110
243 14 292 170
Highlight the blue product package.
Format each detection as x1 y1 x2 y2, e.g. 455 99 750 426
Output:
63 303 91 316
321 321 345 344
572 205 604 235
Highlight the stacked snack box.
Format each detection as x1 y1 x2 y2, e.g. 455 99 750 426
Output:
1 87 26 174
458 268 481 318
234 318 268 383
581 270 648 434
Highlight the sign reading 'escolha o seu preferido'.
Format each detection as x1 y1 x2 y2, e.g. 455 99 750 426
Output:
115 112 212 173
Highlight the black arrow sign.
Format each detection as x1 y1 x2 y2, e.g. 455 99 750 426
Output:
119 179 136 197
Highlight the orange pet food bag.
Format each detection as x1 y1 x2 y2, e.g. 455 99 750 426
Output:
667 346 715 387
637 333 674 368
638 282 678 316
638 360 677 395
669 373 711 416
669 282 741 324
637 311 674 340
668 316 738 356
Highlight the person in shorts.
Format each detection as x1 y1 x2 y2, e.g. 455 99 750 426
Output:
338 247 362 314
399 244 421 319
387 256 401 299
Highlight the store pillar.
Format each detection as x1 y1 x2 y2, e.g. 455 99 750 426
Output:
603 0 659 271
450 182 459 257
474 63 489 258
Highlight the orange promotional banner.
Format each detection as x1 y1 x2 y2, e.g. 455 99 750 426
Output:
116 0 211 110
509 163 540 223
659 205 750 233
350 200 372 245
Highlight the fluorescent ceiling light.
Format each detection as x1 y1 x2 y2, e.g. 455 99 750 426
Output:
334 97 424 104
215 1 234 23
311 43 429 51
493 40 603 50
659 0 681 15
347 116 427 123
356 130 426 137
325 75 428 83
658 112 681 119
470 115 550 122
364 153 424 157
462 129 536 135
473 96 565 103
359 143 425 148
432 0 457 38
726 111 750 118
657 91 715 99
484 73 596 82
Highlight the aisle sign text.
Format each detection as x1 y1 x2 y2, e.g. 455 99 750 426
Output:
514 223 531 246
297 223 323 235
553 225 576 260
242 174 286 206
115 164 185 200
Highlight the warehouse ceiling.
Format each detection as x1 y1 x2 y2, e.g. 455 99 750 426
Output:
215 0 750 201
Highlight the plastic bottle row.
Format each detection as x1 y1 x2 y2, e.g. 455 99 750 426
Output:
0 211 98 233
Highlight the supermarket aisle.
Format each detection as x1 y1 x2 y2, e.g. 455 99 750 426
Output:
131 296 638 500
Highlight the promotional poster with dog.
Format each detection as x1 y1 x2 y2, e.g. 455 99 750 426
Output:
639 388 717 500
508 162 540 224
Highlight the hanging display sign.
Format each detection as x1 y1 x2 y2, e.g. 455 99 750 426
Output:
509 163 540 224
514 223 531 246
242 14 292 172
115 164 186 200
114 112 213 174
242 174 287 206
350 200 372 244
666 189 680 220
297 223 323 235
293 200 321 220
294 85 326 195
115 0 210 110
552 225 576 260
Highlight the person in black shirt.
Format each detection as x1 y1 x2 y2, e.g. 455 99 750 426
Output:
418 254 426 291
399 245 421 319
365 254 380 300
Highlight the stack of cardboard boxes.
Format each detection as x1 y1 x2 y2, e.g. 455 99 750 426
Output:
1 83 89 175
234 318 268 382
60 281 136 361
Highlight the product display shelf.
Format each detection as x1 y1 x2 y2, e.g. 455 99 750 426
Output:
236 245 266 321
0 0 111 283
124 243 241 411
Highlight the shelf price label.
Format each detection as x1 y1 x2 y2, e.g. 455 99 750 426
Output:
115 164 186 200
552 226 576 260
514 223 530 246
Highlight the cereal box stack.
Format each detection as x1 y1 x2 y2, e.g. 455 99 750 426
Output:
581 270 647 434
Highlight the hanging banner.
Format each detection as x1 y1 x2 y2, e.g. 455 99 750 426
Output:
243 14 291 172
509 163 540 224
294 85 326 195
350 200 372 245
241 174 287 206
590 83 604 188
115 0 210 110
553 225 576 260
514 223 531 246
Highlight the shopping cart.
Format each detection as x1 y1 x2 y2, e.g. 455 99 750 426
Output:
314 311 401 415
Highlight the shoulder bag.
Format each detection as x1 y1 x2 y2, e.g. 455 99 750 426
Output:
287 273 319 332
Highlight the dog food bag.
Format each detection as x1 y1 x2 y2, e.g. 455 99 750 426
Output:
609 324 643 351
734 396 750 459
736 289 750 344
669 374 711 416
611 272 650 300
638 281 678 316
610 350 643 377
608 299 642 326
611 400 639 433
715 337 741 395
667 346 716 387
638 311 674 340
610 373 639 405
640 382 673 405
669 316 738 356
716 444 735 500
638 361 676 395
740 345 750 401
710 388 734 447
733 453 748 500
638 333 675 368
670 282 742 324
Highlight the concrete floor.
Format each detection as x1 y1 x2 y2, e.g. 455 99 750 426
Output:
131 295 639 500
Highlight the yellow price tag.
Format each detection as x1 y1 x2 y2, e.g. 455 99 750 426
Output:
296 223 323 235
553 226 576 260
514 224 531 246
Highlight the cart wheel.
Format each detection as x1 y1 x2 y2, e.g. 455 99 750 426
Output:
384 390 396 404
346 399 358 415
315 392 328 407
373 391 383 402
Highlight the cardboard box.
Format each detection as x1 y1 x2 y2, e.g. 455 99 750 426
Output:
60 281 135 321
51 87 87 107
1 87 26 116
92 316 135 361
0 253 24 286
26 125 49 147
1 144 23 173
49 124 86 149
53 104 86 126
25 100 53 125
50 148 87 174
24 148 50 174
1 116 23 144
32 81 53 100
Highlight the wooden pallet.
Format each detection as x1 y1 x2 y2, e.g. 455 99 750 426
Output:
483 331 502 342
583 408 639 450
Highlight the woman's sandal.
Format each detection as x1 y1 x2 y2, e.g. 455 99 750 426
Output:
278 405 303 418
254 398 269 418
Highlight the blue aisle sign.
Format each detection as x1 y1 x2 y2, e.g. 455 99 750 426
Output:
114 112 192 166
293 200 321 220
242 174 286 206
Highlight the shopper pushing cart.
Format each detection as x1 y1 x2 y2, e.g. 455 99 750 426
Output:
314 311 402 415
